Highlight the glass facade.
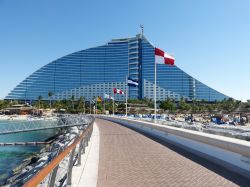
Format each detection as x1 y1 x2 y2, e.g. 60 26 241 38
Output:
5 34 228 102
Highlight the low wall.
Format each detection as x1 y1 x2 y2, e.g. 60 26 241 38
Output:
100 116 250 179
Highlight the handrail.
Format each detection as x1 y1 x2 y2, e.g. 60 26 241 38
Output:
0 123 87 135
23 121 93 187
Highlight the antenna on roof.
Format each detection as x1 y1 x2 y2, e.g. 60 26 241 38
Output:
140 24 144 37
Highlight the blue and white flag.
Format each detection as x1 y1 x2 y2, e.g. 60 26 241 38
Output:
128 77 138 87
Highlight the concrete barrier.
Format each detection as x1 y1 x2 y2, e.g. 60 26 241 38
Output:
100 116 250 179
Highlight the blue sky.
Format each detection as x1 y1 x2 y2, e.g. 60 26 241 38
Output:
0 0 249 101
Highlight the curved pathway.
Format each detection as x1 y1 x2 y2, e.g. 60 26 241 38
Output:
96 119 249 187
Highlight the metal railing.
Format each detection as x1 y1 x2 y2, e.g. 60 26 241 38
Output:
0 114 92 135
22 116 94 187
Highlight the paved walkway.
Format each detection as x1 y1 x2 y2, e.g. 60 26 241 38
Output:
96 119 249 187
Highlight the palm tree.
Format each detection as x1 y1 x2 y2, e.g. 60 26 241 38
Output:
38 95 43 114
83 96 86 114
77 96 84 113
179 98 191 113
71 95 75 110
48 91 53 109
54 100 61 113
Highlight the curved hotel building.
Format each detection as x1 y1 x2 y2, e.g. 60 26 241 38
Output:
5 34 228 102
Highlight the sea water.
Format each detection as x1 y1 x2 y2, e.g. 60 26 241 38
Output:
0 120 58 183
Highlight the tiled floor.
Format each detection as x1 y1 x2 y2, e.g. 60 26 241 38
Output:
96 119 249 187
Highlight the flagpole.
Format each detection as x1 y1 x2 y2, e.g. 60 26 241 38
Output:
154 58 157 124
103 95 105 115
93 100 95 116
113 93 115 116
126 76 128 117
95 97 97 116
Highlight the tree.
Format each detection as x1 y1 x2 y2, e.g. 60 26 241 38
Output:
60 99 71 112
48 91 53 109
207 104 214 114
191 99 199 114
38 95 43 112
0 100 11 109
77 96 85 113
178 98 191 112
96 100 103 114
54 100 62 112
127 98 154 108
117 103 126 113
83 96 86 114
219 98 240 113
71 95 75 110
191 104 199 114
160 99 175 112
105 100 114 114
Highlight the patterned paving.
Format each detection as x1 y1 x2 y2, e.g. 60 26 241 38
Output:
96 119 249 187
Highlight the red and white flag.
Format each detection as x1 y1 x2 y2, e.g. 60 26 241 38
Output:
155 47 175 65
113 88 124 95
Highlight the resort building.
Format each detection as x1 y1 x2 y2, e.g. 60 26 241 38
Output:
5 34 228 102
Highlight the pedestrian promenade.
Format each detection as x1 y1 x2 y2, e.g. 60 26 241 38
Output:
96 119 249 187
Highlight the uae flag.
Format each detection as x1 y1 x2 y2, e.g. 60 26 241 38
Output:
113 88 124 95
155 47 175 65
